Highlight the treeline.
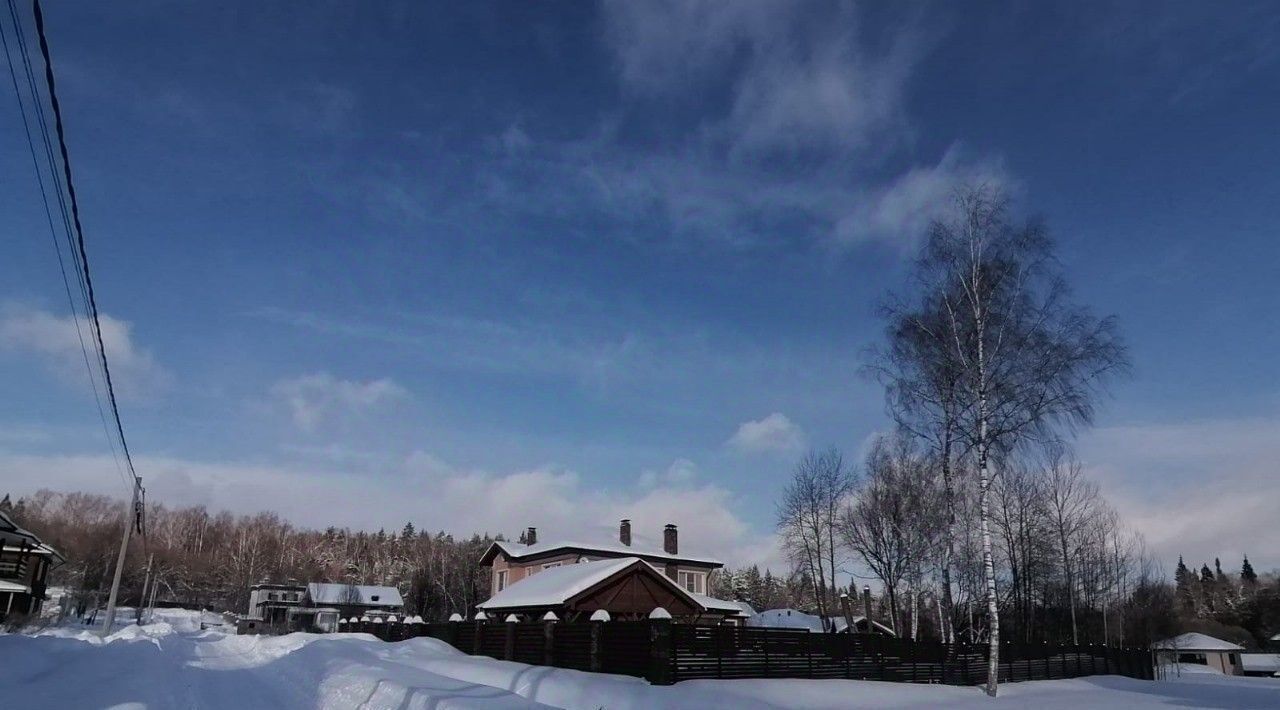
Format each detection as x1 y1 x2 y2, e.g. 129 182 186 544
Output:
1170 556 1280 649
3 490 496 621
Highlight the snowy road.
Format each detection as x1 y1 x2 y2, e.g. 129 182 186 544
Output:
3 613 1279 709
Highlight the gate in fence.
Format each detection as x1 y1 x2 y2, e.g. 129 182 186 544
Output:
343 617 1154 687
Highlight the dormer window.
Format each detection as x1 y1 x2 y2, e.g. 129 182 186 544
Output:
371 595 380 602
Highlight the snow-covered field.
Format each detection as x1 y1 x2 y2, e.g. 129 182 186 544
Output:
3 610 1279 709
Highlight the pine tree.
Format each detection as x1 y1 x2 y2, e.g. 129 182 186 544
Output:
1241 556 1258 585
401 522 415 539
1200 563 1214 583
1215 558 1224 577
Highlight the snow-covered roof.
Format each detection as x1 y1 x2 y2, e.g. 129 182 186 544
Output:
481 539 722 568
689 594 755 617
0 511 65 565
1152 632 1244 651
477 557 707 612
0 579 31 594
1240 653 1280 673
306 583 403 608
746 608 896 636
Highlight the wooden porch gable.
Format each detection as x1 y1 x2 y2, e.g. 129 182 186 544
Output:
565 562 699 616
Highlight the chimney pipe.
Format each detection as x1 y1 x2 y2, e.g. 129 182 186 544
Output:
619 519 631 547
663 524 678 555
526 527 537 546
862 585 873 633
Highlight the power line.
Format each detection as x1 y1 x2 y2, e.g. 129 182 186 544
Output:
1 0 131 491
30 0 140 487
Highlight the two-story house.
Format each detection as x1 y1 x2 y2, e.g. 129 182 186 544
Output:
476 520 754 623
0 509 65 621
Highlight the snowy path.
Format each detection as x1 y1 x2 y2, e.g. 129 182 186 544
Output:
3 614 1279 709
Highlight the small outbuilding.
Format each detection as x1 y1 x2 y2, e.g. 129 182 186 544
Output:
304 582 404 621
746 608 897 636
1153 632 1245 675
1239 653 1280 678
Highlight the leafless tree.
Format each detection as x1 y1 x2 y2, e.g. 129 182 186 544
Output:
866 293 968 641
1041 447 1099 645
777 448 854 627
905 185 1128 695
839 435 944 635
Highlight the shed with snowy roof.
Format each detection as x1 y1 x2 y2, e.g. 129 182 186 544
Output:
304 582 404 620
1153 632 1245 675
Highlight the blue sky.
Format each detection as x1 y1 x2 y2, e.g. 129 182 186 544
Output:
2 1 1278 572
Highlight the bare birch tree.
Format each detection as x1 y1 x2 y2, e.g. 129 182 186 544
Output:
908 185 1128 695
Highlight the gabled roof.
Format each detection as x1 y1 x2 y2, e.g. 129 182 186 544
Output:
306 583 403 608
690 594 755 618
477 557 707 612
746 608 897 636
479 538 722 568
0 510 66 566
1152 632 1244 651
1240 653 1280 673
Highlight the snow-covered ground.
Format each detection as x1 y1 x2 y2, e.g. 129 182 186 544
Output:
4 610 1279 709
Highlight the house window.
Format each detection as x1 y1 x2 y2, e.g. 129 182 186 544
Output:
678 570 705 595
542 562 563 571
496 570 508 592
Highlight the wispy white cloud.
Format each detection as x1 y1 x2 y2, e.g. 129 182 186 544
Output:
833 146 1013 250
727 412 806 455
270 373 408 432
0 303 170 399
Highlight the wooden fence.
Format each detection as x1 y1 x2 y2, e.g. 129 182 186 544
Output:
346 618 1154 687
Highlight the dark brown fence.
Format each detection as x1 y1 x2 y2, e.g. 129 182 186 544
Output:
344 618 1153 687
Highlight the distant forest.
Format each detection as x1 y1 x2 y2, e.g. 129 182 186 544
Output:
1 489 824 621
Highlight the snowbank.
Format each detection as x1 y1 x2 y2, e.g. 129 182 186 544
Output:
3 623 1280 709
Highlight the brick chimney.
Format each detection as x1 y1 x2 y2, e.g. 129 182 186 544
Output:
663 524 678 555
526 527 537 546
619 519 631 547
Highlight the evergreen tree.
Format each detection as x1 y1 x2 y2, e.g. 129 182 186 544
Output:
1242 556 1258 585
401 522 416 540
1215 558 1224 577
1200 563 1214 584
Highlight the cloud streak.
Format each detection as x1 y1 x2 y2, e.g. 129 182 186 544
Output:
0 303 170 399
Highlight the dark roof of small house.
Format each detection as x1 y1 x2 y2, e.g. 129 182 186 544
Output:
479 538 722 569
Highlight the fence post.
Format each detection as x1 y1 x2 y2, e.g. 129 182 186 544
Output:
1075 644 1083 677
542 612 558 667
472 612 486 655
504 615 518 661
763 628 771 678
961 642 971 686
807 631 815 679
715 624 723 680
647 613 674 686
589 620 604 673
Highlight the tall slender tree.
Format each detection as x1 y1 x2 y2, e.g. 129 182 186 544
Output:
901 186 1128 695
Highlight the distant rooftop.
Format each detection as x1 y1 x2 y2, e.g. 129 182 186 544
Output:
481 538 722 567
306 583 403 608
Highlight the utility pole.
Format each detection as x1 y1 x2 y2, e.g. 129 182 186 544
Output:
136 552 154 624
147 575 159 624
101 479 140 636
